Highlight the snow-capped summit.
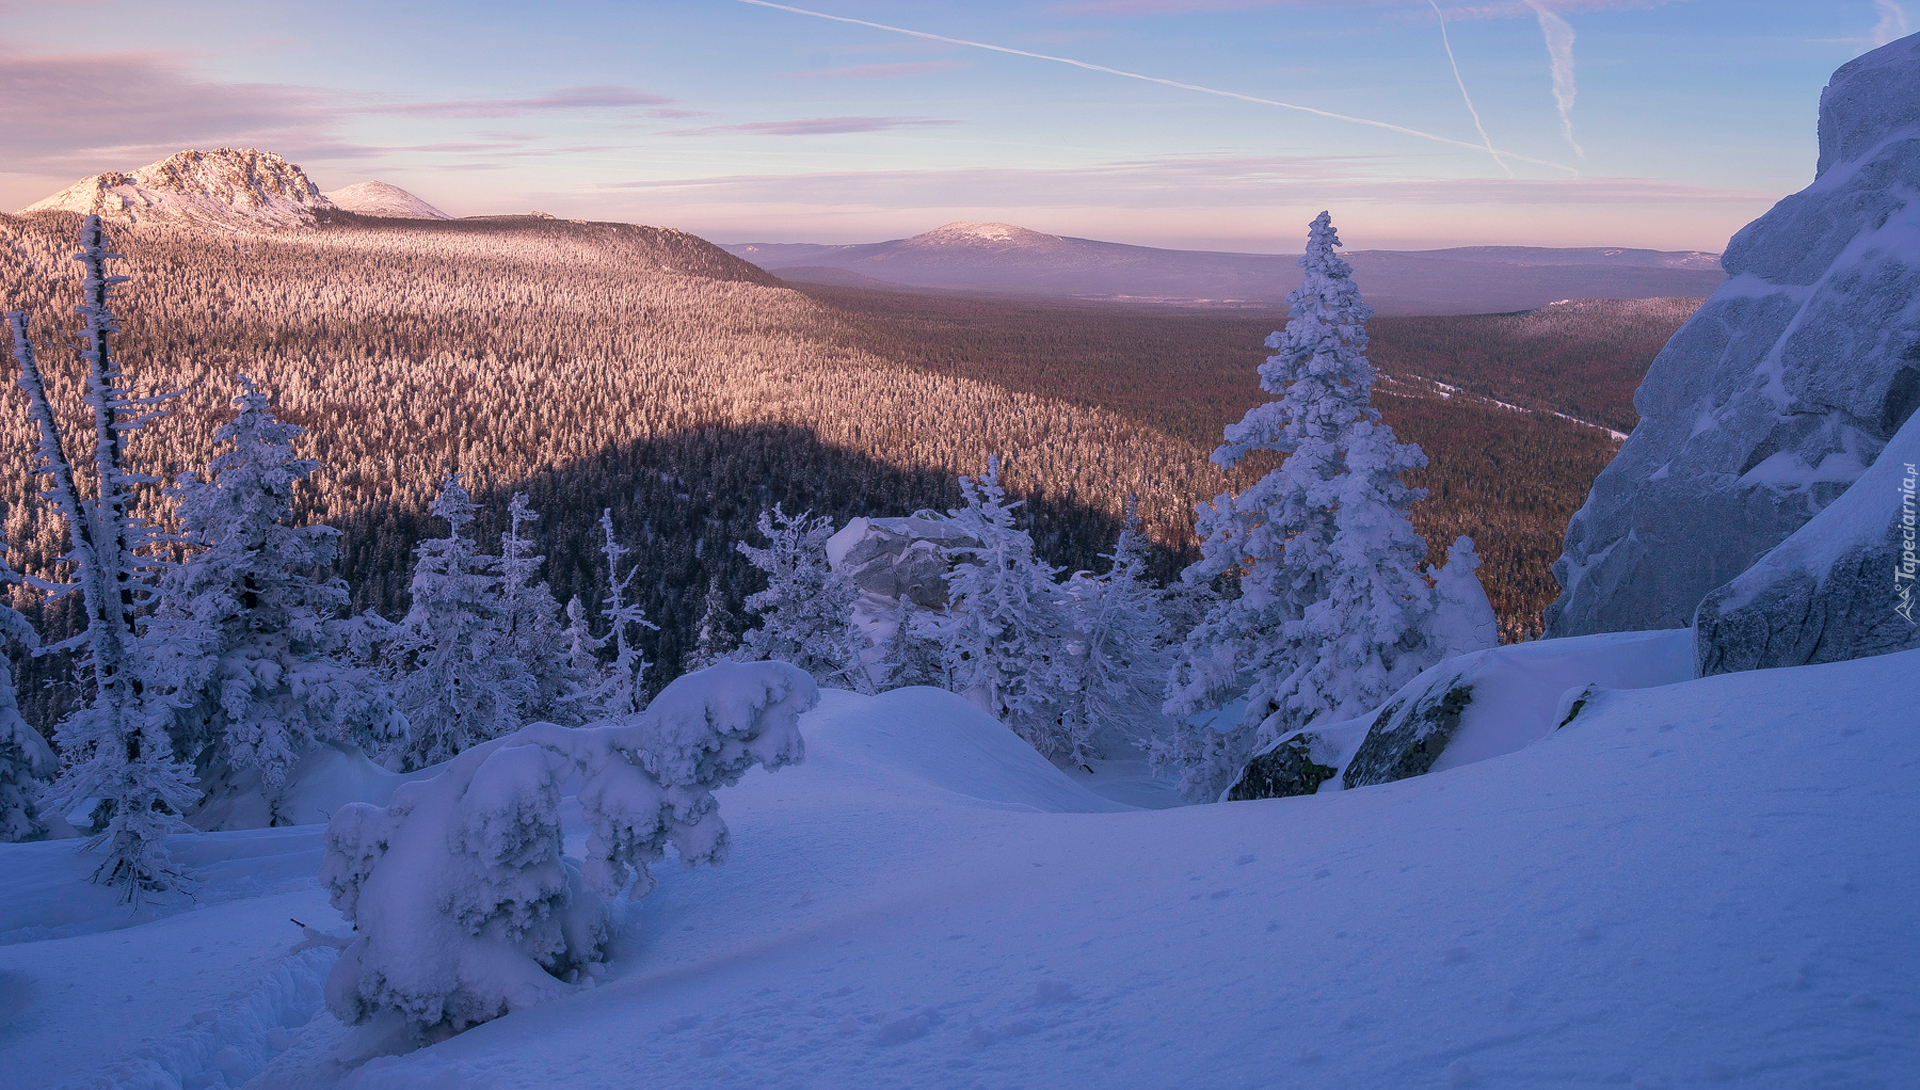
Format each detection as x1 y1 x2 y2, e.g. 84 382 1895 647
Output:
18 148 334 229
902 221 1065 250
321 180 451 220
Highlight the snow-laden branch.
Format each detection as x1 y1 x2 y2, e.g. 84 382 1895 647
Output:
319 660 815 1035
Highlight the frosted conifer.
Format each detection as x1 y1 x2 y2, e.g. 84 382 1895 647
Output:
8 218 195 892
926 459 1073 756
1162 212 1459 801
737 505 866 691
877 593 945 690
386 475 530 770
563 595 603 678
584 509 656 718
682 575 738 674
148 377 401 804
499 493 584 725
0 542 53 842
1050 500 1172 765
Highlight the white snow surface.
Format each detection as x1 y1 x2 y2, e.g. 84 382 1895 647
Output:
3 655 1916 1088
321 182 452 221
20 149 334 229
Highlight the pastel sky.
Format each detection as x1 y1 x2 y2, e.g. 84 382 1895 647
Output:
0 0 1908 251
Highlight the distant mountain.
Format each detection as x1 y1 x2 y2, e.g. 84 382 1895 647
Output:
19 148 334 229
322 180 451 220
723 222 1726 316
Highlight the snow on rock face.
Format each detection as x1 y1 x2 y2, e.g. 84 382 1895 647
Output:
1341 628 1694 790
322 180 453 220
1694 404 1920 674
18 148 335 229
1227 629 1693 800
826 512 980 609
1546 33 1920 637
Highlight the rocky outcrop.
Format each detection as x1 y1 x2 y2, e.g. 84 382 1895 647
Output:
1343 681 1474 789
1694 406 1920 674
1546 34 1920 637
19 148 334 229
825 513 980 610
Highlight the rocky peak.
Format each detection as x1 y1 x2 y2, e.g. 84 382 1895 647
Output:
18 148 334 229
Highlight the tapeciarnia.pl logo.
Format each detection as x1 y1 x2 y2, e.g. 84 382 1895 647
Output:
1898 463 1917 624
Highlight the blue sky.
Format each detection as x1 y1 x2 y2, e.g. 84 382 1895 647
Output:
0 1 1907 250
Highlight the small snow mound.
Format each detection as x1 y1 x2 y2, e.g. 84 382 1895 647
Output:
323 181 452 220
804 688 1129 813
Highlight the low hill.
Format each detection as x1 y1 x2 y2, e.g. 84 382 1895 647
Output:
725 222 1724 316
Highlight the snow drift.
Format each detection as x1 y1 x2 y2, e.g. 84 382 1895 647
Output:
1548 33 1920 637
320 662 815 1035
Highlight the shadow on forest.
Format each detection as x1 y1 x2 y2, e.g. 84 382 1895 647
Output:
332 421 1170 698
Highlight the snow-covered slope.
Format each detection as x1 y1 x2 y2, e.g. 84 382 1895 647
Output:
1547 33 1920 637
4 655 1916 1088
19 149 335 229
321 181 451 221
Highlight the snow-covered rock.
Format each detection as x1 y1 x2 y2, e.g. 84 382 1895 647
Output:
1546 33 1920 637
322 181 452 220
1694 405 1920 674
825 512 980 609
19 148 335 229
1343 629 1692 790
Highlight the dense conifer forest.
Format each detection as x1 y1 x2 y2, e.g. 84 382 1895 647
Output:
0 209 1694 732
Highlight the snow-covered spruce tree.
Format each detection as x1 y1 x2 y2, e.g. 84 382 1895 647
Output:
736 504 867 691
681 575 737 674
563 595 604 682
923 459 1075 757
321 660 815 1037
147 377 401 810
1049 499 1173 766
499 493 585 725
1161 212 1474 802
583 509 656 718
8 220 197 893
386 475 531 771
0 542 55 842
875 593 946 690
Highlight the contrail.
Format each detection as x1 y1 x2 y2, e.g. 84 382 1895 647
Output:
729 0 1577 174
1523 0 1584 158
1873 0 1911 46
1428 1 1511 178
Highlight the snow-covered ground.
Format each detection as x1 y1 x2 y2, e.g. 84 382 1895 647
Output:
3 663 1915 1089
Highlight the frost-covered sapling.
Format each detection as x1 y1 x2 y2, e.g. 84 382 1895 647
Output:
580 509 657 718
682 575 738 674
737 504 867 691
148 377 401 814
923 459 1076 757
1048 500 1173 765
320 660 816 1037
498 493 587 725
387 475 530 770
0 542 53 842
9 217 196 891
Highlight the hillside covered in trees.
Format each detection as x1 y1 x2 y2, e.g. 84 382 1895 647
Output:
0 208 1691 730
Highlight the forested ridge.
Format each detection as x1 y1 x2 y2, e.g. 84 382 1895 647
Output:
0 211 1215 729
0 210 1692 731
